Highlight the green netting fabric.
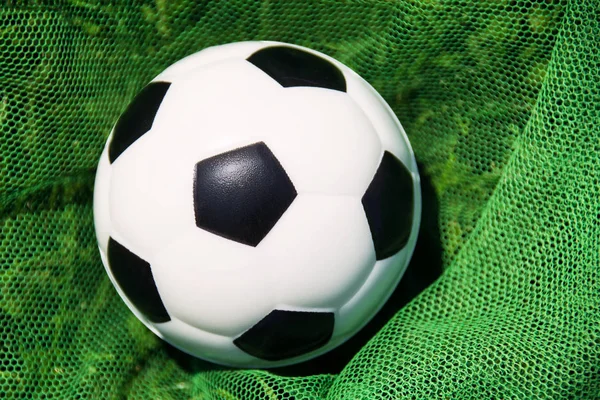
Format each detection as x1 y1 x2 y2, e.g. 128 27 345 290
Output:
1 1 598 398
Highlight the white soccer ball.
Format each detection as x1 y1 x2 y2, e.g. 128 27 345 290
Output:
93 41 421 368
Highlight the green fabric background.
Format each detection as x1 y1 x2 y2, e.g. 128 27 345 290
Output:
0 1 598 398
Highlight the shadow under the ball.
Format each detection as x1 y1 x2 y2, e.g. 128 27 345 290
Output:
272 162 443 377
162 162 443 376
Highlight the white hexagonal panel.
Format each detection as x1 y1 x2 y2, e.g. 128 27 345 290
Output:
151 226 276 337
346 72 417 172
109 130 196 258
259 193 376 309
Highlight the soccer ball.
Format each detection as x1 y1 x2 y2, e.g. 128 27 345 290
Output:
93 41 421 368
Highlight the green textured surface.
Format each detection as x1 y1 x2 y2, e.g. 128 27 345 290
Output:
1 1 598 398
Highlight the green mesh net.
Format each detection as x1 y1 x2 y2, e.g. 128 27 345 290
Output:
1 1 598 398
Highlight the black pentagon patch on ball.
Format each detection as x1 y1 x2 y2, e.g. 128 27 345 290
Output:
362 151 414 260
194 142 297 247
233 310 335 361
247 46 346 92
108 81 171 163
107 237 170 323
